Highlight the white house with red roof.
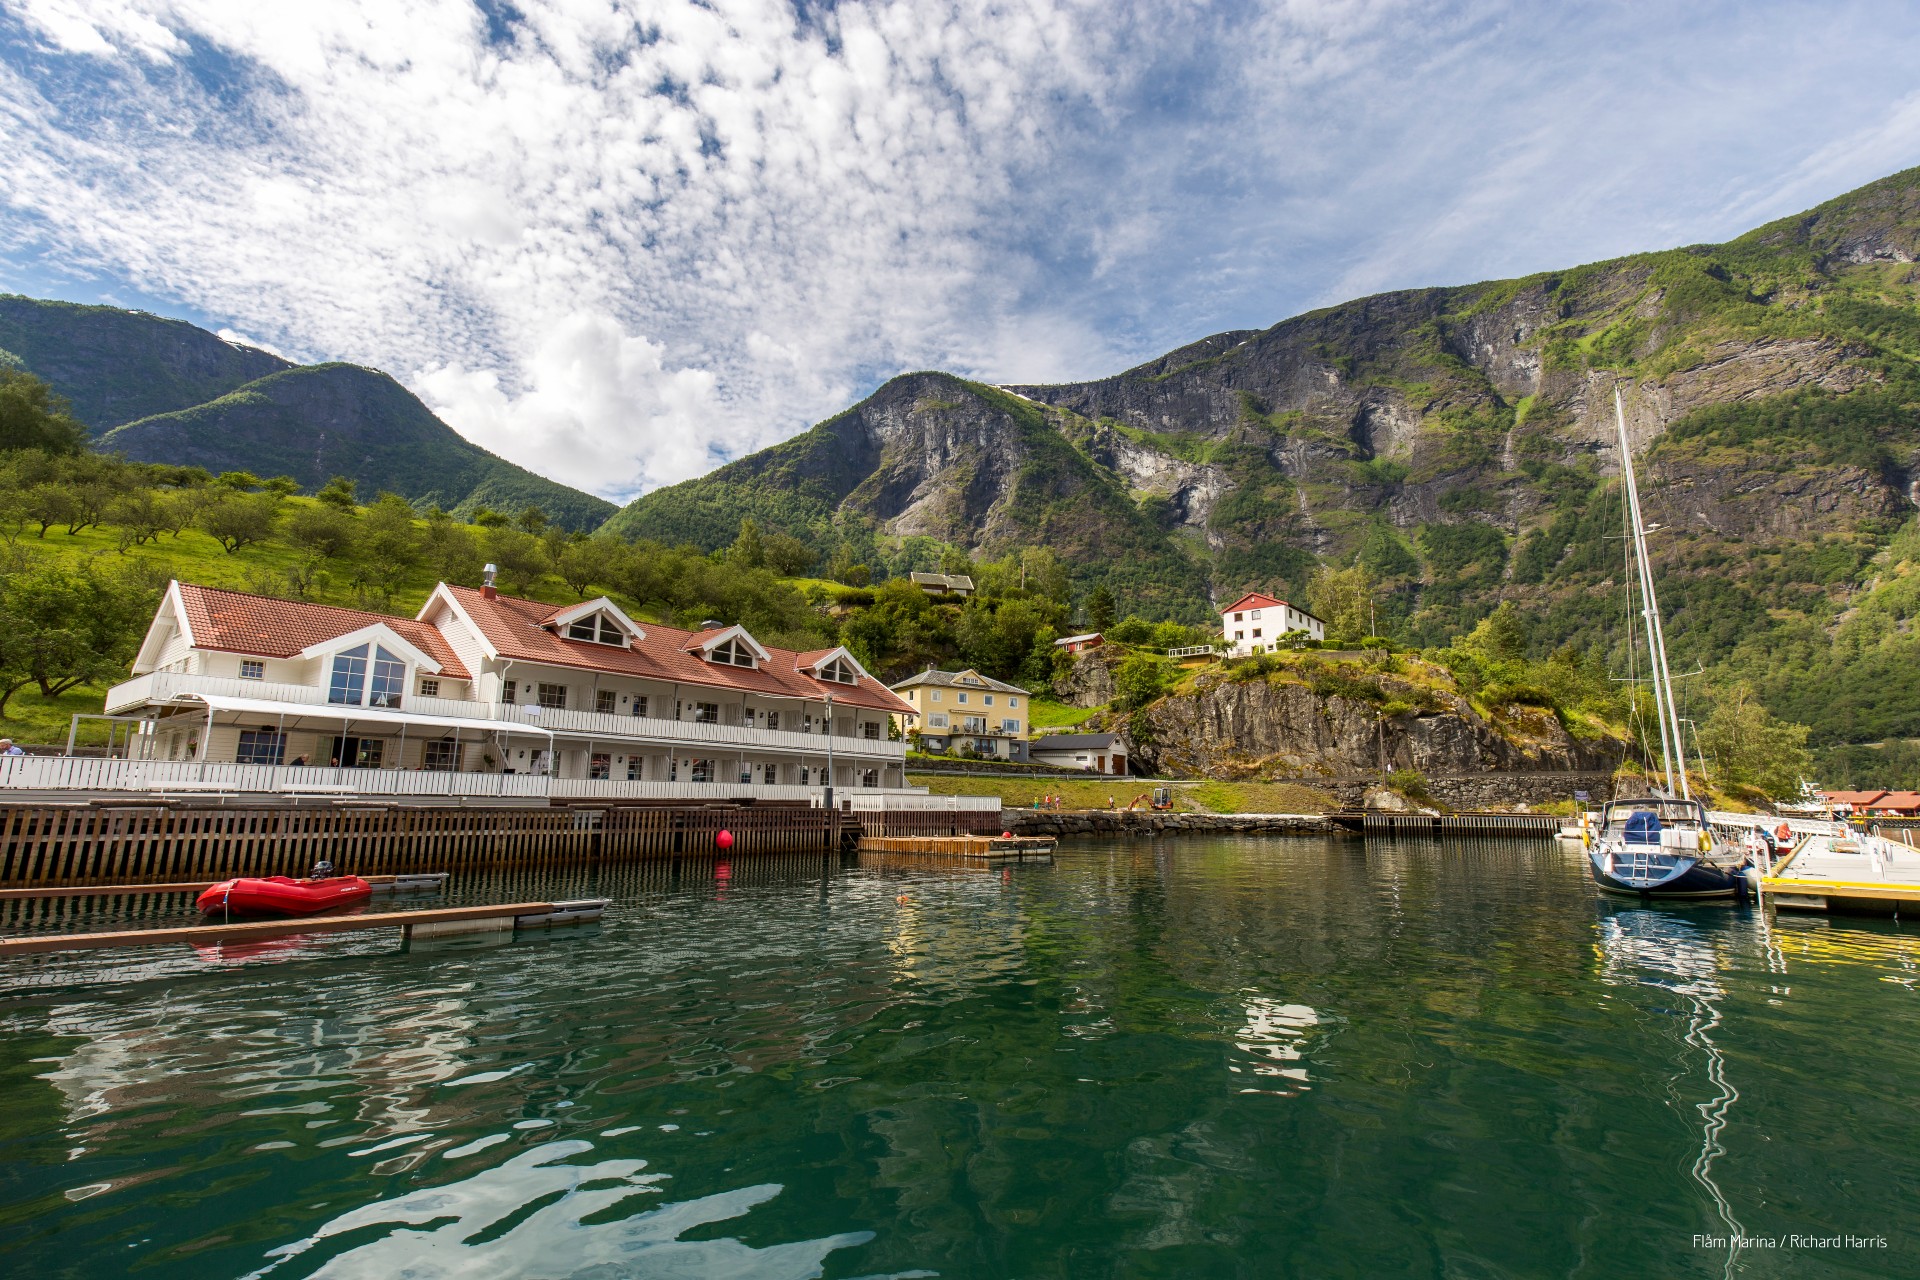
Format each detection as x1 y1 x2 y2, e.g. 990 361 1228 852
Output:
1218 591 1324 657
69 574 920 802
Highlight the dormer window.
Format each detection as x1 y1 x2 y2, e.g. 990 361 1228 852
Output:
819 658 858 684
709 638 756 668
329 643 406 708
565 614 628 646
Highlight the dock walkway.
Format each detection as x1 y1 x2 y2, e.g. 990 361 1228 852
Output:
1763 830 1920 913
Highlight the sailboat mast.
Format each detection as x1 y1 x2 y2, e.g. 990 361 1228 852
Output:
1614 388 1690 799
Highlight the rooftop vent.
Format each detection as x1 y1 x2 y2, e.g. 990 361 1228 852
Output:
701 619 725 630
482 563 498 600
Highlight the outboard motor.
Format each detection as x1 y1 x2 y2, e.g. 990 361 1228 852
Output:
309 859 335 881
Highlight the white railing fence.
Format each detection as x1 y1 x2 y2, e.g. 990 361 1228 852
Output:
0 756 550 798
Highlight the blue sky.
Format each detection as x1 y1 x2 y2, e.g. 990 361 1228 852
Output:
3 1 1918 500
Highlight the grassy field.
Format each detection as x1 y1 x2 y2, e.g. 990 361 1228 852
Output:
1025 695 1103 730
908 773 1337 815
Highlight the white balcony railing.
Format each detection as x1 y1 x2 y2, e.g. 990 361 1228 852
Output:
0 756 550 798
103 672 906 761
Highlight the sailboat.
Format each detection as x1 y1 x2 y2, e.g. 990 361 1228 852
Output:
1585 389 1751 900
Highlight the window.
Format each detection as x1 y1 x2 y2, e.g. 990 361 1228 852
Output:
984 695 994 706
762 762 778 784
239 660 264 680
368 647 405 708
668 757 678 781
708 637 755 667
964 716 987 732
860 768 878 788
538 683 568 709
236 729 285 765
797 765 811 785
1009 697 1019 709
766 711 780 731
503 679 517 704
626 757 643 780
1002 719 1020 733
963 676 980 685
590 752 611 780
692 701 719 724
328 644 369 705
957 692 969 704
690 758 713 783
929 690 941 703
1253 609 1263 619
596 690 616 714
819 658 857 683
739 760 753 784
929 714 948 728
1234 611 1244 621
1252 629 1262 638
1234 630 1244 640
565 614 627 645
630 695 649 718
862 721 880 740
423 739 459 771
740 706 755 726
419 677 440 697
328 735 383 769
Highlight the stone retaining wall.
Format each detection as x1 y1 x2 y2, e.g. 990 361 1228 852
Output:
1006 811 1329 837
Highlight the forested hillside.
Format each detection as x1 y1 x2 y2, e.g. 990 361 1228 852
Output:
0 295 613 530
607 167 1920 751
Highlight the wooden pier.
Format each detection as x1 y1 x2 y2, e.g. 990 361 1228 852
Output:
0 799 1004 889
0 898 608 956
1762 830 1920 914
1338 811 1563 836
857 834 1057 859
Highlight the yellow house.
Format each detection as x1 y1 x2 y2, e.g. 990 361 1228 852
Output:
888 668 1030 762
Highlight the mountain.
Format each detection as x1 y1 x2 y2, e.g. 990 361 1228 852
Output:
0 295 614 531
608 166 1920 744
0 294 293 428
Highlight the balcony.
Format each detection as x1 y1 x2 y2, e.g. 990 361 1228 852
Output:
104 672 905 761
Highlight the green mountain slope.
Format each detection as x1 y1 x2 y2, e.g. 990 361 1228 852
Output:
100 363 615 531
0 294 293 430
606 166 1920 745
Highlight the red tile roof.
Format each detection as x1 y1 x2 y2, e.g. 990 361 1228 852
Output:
1820 789 1887 807
439 586 913 715
176 583 471 679
1220 591 1289 615
1870 791 1920 812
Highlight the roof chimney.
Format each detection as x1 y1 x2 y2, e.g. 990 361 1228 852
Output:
482 563 498 600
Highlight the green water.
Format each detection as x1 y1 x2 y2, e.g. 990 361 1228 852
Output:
1 836 1917 1278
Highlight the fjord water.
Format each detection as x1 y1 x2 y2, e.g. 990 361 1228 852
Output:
2 838 1917 1279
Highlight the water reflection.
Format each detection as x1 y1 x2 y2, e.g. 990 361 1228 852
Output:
1596 910 1744 1278
245 1139 876 1279
1227 996 1323 1095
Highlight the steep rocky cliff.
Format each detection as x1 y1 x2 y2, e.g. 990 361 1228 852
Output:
1129 663 1621 784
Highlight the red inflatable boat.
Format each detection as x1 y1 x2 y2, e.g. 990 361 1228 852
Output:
196 875 373 917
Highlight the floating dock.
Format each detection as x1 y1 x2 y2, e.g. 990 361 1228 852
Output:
0 897 606 955
0 873 448 901
857 834 1056 859
1762 830 1920 914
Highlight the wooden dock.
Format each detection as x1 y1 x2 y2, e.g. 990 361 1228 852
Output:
1336 811 1563 836
0 873 448 901
0 898 607 955
857 834 1057 859
1762 831 1920 914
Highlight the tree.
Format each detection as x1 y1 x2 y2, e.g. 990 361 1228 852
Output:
107 489 169 550
1460 600 1527 664
1114 651 1172 710
0 557 163 714
286 503 359 560
1698 683 1814 800
471 506 509 528
1020 548 1069 602
515 505 549 534
1085 584 1117 632
199 491 280 553
487 527 546 593
315 476 358 510
215 470 264 491
421 510 482 584
763 533 814 577
0 369 89 455
263 475 301 496
548 531 612 597
355 493 423 605
729 518 766 569
1307 564 1377 645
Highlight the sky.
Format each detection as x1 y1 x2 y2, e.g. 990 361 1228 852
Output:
2 1 1918 504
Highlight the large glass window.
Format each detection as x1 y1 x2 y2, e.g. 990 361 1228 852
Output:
690 758 713 782
236 729 285 765
422 739 459 771
596 690 616 714
328 644 369 705
538 683 568 709
691 702 719 724
590 752 611 779
368 647 405 708
630 695 649 717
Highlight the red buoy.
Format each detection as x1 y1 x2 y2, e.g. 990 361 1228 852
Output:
716 829 734 850
1002 830 1013 838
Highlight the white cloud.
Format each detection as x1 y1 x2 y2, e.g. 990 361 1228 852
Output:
2 1 1919 509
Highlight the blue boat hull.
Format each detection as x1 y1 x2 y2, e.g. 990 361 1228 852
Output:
1586 850 1749 900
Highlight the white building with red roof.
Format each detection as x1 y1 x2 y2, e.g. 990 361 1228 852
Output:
1218 591 1324 657
86 574 918 801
